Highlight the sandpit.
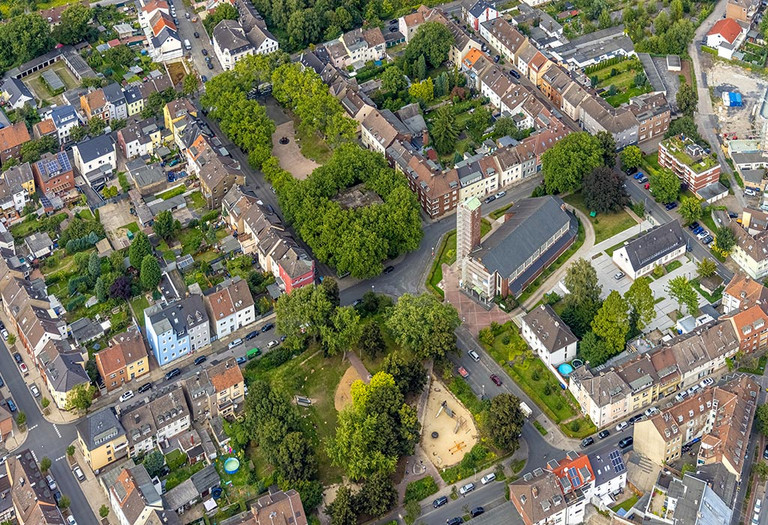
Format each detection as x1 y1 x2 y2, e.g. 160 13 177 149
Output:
421 376 479 469
334 366 363 411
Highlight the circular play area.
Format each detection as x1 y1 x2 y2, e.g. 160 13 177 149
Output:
421 376 479 468
223 457 240 474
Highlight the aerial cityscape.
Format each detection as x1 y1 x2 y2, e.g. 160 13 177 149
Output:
0 0 766 523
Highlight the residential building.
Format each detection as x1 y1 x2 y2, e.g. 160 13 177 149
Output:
361 110 411 155
117 119 162 160
463 0 499 31
76 407 129 473
706 18 745 58
725 304 768 353
7 449 65 525
31 151 76 200
722 273 768 313
212 20 254 70
0 122 31 166
587 449 627 502
126 162 166 196
340 27 386 66
0 77 34 109
121 386 190 456
612 221 686 280
628 92 671 144
163 98 197 144
459 196 578 299
25 232 54 259
80 88 108 120
0 163 31 224
479 18 527 63
163 464 219 513
548 25 635 68
144 295 211 365
250 489 308 525
198 149 244 209
124 86 144 117
658 135 721 193
398 6 430 42
72 134 116 190
731 226 768 280
103 83 128 122
33 118 56 141
203 277 255 338
107 464 163 525
39 341 90 410
206 357 245 419
47 104 80 143
509 468 582 525
233 0 279 55
520 304 577 369
0 405 12 444
642 474 732 525
95 327 150 393
726 0 759 22
578 96 638 149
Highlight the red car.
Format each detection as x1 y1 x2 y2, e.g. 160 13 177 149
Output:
490 374 502 386
19 363 28 375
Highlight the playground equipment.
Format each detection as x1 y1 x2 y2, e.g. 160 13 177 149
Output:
454 416 467 434
436 400 455 419
449 441 466 455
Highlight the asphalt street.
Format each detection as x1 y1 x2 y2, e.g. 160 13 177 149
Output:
418 481 507 524
172 0 223 79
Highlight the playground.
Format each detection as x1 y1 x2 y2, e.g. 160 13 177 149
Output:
421 376 478 469
334 365 363 411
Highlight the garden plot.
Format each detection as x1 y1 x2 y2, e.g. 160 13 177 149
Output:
421 376 479 469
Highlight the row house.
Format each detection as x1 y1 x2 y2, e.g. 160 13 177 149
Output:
73 134 116 190
509 468 584 525
0 163 31 224
80 88 108 121
233 0 279 55
141 4 183 62
538 65 572 108
628 92 671 144
199 152 244 209
361 109 412 155
121 386 190 456
340 27 386 66
213 20 255 71
731 227 768 280
106 464 164 525
725 304 768 353
8 449 65 525
32 151 77 202
203 277 255 338
37 104 80 144
37 339 89 410
578 96 638 149
163 98 197 147
183 357 246 421
463 0 499 31
0 122 30 166
76 408 129 473
1 277 66 359
144 295 211 366
116 118 162 159
479 18 527 64
94 326 150 393
103 83 128 122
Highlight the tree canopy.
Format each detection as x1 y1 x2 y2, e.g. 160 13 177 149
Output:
402 22 452 75
620 146 642 171
542 132 604 193
649 169 680 204
679 196 703 225
625 277 655 330
583 166 629 213
486 394 525 451
53 4 93 45
591 290 630 354
203 3 239 35
667 276 699 315
387 293 460 360
430 105 458 155
128 231 152 270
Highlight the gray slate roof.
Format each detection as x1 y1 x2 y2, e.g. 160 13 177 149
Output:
45 352 89 393
522 304 577 353
621 221 685 272
76 407 126 451
75 134 115 164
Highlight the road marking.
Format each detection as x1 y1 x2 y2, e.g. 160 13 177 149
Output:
52 424 61 438
31 450 37 462
28 424 38 432
55 456 65 462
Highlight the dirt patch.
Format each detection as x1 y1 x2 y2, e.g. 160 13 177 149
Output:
99 200 136 250
708 61 768 139
334 366 362 411
167 62 188 86
272 121 320 180
421 376 479 469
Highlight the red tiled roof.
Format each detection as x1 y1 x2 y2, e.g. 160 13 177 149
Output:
708 18 742 44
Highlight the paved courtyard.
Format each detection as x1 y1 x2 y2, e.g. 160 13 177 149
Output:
99 200 135 250
442 264 513 337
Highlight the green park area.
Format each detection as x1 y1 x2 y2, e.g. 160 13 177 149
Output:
563 192 636 244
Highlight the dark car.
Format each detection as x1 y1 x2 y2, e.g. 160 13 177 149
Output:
0 375 4 388
625 167 638 176
433 496 448 508
618 436 634 449
194 355 207 366
728 211 738 218
165 368 181 381
764 445 768 460
447 518 463 525
484 195 496 204
137 383 152 394
689 221 700 230
628 414 644 425
245 331 259 340
490 374 502 386
13 353 21 364
470 507 485 518
581 437 594 448
6 399 16 412
510 69 521 79
261 323 275 333
598 430 610 439
201 49 208 56
384 265 395 274
207 62 214 70
494 54 500 62
194 31 200 38
201 75 208 82
665 202 678 210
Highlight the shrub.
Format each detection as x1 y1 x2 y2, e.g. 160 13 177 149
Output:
531 369 541 381
404 476 439 503
570 420 581 432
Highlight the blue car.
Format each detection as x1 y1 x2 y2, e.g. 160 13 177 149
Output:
693 226 704 235
7 399 16 412
634 172 644 180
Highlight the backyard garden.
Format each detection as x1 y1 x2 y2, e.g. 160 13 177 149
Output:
586 57 652 107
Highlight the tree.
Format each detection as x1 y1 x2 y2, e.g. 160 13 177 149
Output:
715 225 736 252
676 80 697 117
20 136 57 163
430 105 458 155
579 331 612 366
757 404 768 436
87 252 101 282
564 259 602 307
39 457 51 473
15 412 25 428
381 66 407 93
109 276 132 300
143 450 165 477
620 145 642 171
320 277 340 308
41 397 50 409
359 322 386 358
596 131 616 167
153 210 180 240
182 74 199 96
65 383 96 412
320 306 362 356
583 166 629 213
53 4 93 44
58 496 70 510
667 276 699 315
67 445 75 457
591 291 630 354
679 196 703 224
381 352 426 397
486 393 525 451
99 505 110 519
6 334 15 346
649 169 680 204
697 258 717 279
355 471 398 517
69 125 87 143
403 22 452 70
625 278 655 330
128 231 152 269
275 284 335 347
387 293 460 360
466 108 491 143
95 276 108 302
276 432 317 481
665 115 703 143
327 486 356 525
542 132 603 193
415 52 427 81
140 255 161 291
203 3 239 34
408 77 434 102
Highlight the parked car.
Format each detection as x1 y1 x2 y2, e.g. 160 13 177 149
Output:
688 222 700 230
228 338 243 349
639 177 648 184
0 375 5 388
598 430 610 439
704 236 714 245
496 190 506 198
201 75 208 83
73 465 85 481
137 383 152 394
245 330 259 340
471 507 485 517
484 195 496 204
261 323 275 332
490 374 502 386
207 62 214 69
446 518 463 525
13 353 21 364
46 474 56 491
30 384 40 397
19 363 27 374
384 265 395 274
728 211 738 218
2 329 8 340
634 172 644 180
696 230 709 240
628 414 644 425
268 340 279 349
618 436 634 449
581 437 595 448
468 350 480 362
665 202 678 210
194 31 200 38
700 377 714 388
201 49 208 56
675 391 689 402
644 406 659 417
165 368 181 381
615 421 628 432
510 70 521 79
458 366 469 378
119 390 135 403
67 516 77 525
433 496 448 508
459 483 475 495
194 355 207 366
6 399 16 412
614 272 625 280
481 473 496 484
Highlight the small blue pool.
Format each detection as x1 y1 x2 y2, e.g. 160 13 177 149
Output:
558 363 574 376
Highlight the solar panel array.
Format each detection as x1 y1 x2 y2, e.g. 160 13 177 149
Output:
40 151 70 178
609 450 626 473
568 467 581 487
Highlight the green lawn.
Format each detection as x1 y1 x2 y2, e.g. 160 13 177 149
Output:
122 222 140 234
187 191 207 210
77 209 94 220
605 85 652 107
479 323 529 365
612 494 640 513
665 260 682 273
295 122 332 164
130 295 150 327
563 192 636 244
10 217 42 239
426 219 491 298
245 349 349 484
157 186 186 200
691 279 723 303
507 357 578 423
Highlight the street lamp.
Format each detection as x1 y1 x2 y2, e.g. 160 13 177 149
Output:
481 384 485 399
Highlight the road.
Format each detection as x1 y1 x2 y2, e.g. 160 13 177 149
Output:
688 0 746 209
171 0 223 80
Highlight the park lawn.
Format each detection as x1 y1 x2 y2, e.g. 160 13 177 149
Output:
479 323 528 365
563 192 636 244
186 191 207 210
560 416 598 439
247 349 348 484
295 122 332 164
507 357 578 423
130 295 150 327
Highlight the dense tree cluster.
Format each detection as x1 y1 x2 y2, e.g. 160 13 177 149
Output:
265 144 422 278
387 293 460 360
583 166 628 213
0 13 54 73
649 169 680 204
401 22 452 79
53 4 94 45
203 3 238 35
542 132 604 193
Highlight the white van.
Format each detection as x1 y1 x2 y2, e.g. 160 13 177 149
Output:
468 350 480 362
184 39 192 50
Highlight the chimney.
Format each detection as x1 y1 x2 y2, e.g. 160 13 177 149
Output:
422 129 429 146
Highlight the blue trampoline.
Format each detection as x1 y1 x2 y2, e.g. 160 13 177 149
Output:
558 363 574 376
